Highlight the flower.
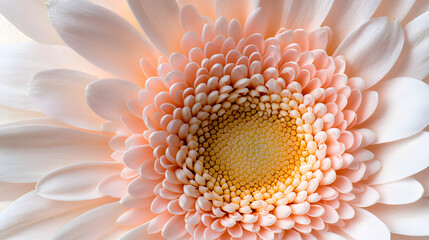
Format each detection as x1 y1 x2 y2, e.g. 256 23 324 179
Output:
0 0 429 239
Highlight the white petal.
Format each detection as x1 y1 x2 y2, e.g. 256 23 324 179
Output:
119 222 164 240
127 0 183 55
363 77 429 143
29 69 105 131
372 177 424 205
373 0 415 22
0 125 111 183
334 17 404 88
86 78 141 121
368 198 429 236
323 0 381 54
282 0 334 32
0 202 11 212
0 0 63 44
0 191 113 239
36 161 122 201
258 0 287 37
0 14 32 44
340 208 390 240
412 164 429 197
0 105 43 126
47 0 159 81
216 0 259 26
402 0 429 26
0 42 106 111
368 132 429 185
177 0 216 21
89 0 140 29
315 231 348 240
0 181 35 201
53 202 129 240
385 11 429 80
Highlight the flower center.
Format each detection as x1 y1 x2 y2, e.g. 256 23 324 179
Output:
201 97 303 194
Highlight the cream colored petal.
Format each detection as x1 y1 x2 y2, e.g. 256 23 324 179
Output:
0 14 31 44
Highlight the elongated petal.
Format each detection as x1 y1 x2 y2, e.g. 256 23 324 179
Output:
372 177 424 205
36 162 122 201
258 0 286 37
323 0 381 54
363 77 429 143
334 17 404 88
0 191 114 239
373 0 415 22
120 222 164 240
86 79 141 121
385 11 429 80
402 0 429 26
29 69 104 131
127 0 182 55
0 42 106 111
0 13 32 44
368 132 429 185
368 198 429 236
0 182 35 201
340 208 390 240
47 0 158 81
177 0 216 21
0 0 63 44
282 0 334 32
0 125 111 183
216 0 259 26
0 105 43 126
53 202 129 240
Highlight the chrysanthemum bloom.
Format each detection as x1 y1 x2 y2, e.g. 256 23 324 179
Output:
0 0 429 239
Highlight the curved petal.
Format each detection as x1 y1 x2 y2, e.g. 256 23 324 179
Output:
0 191 114 240
368 198 429 236
368 132 429 185
36 161 123 201
363 77 429 143
119 222 164 240
0 14 32 44
215 0 259 26
86 79 141 121
385 11 429 80
53 202 129 240
402 0 429 26
127 0 183 55
177 0 216 21
0 105 44 126
29 69 104 131
0 181 35 201
372 177 424 205
0 0 63 44
373 0 415 22
323 0 381 54
333 17 404 89
46 0 159 81
414 167 429 197
341 208 390 240
258 0 286 37
315 231 348 240
282 0 334 32
0 42 107 111
0 125 111 183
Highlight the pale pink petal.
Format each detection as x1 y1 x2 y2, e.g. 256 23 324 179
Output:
53 202 129 240
29 69 104 131
368 198 429 236
161 215 188 240
402 0 429 26
97 173 131 198
36 162 122 201
177 0 216 21
127 0 183 55
216 0 259 26
334 17 404 88
368 132 429 184
373 0 415 22
372 177 424 205
258 0 287 37
47 0 159 81
340 208 389 240
86 79 141 121
0 0 63 44
120 222 164 240
315 231 348 240
180 4 205 34
0 182 35 201
0 125 111 183
363 77 429 143
243 8 267 38
282 0 333 32
323 0 381 53
0 105 43 126
385 11 429 80
0 191 114 239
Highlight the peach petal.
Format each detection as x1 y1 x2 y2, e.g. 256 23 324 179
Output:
123 145 153 169
127 177 158 198
117 207 155 226
162 215 188 240
148 211 172 234
97 172 130 198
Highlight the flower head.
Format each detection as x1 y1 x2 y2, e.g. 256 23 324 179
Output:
0 1 429 240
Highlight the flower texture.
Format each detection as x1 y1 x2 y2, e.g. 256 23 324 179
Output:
1 0 429 240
